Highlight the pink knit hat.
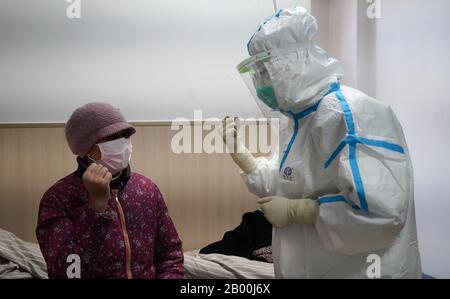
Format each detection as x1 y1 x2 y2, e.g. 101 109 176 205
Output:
65 102 136 156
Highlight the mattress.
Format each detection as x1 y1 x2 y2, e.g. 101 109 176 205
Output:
0 228 274 279
184 250 274 279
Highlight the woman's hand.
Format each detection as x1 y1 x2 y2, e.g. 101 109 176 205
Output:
82 163 112 213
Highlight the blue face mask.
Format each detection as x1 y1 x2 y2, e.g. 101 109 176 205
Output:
256 86 279 110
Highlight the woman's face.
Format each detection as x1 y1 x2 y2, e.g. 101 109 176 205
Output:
87 129 132 162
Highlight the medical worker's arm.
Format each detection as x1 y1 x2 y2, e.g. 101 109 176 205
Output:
223 117 279 198
222 117 257 173
258 197 318 228
312 108 410 255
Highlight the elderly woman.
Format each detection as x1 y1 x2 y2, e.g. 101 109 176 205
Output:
36 102 184 279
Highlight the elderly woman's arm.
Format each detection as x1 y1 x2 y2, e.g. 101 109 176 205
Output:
36 191 112 279
153 186 184 279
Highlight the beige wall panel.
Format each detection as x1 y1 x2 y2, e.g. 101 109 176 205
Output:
0 124 263 251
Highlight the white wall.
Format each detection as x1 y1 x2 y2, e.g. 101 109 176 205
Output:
373 0 450 279
0 0 310 123
310 0 329 51
312 0 359 87
313 0 450 278
312 0 376 95
327 0 359 87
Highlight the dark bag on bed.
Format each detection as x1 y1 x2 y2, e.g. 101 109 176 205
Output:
199 210 272 262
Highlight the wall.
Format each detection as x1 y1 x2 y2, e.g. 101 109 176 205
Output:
326 0 358 87
310 0 329 50
312 0 375 95
373 0 450 278
0 0 309 123
0 123 263 251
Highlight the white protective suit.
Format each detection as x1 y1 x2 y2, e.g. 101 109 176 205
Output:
238 7 421 278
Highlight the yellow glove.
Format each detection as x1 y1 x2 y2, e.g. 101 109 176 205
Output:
258 196 319 228
222 116 257 174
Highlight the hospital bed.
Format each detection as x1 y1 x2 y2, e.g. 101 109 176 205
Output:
1 227 436 279
0 228 274 279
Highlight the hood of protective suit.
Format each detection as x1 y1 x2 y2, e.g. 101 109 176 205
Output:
240 7 344 114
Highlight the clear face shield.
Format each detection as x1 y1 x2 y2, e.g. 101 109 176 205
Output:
237 44 313 117
237 52 278 118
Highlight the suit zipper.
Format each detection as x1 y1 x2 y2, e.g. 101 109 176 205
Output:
113 190 133 279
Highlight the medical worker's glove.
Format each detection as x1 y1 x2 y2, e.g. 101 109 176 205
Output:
222 117 257 174
258 197 318 228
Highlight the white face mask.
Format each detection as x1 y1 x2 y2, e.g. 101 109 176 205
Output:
92 137 132 175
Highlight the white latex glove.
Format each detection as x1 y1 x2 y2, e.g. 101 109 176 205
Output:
258 196 319 228
222 116 257 174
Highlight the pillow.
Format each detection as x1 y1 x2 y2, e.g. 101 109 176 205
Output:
0 228 48 279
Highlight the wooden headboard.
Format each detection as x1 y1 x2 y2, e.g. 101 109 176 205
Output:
0 122 266 251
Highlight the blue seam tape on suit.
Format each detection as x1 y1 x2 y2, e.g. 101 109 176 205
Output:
318 195 360 210
278 83 340 172
322 85 405 212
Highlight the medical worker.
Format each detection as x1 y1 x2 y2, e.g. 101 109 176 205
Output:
224 7 421 278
